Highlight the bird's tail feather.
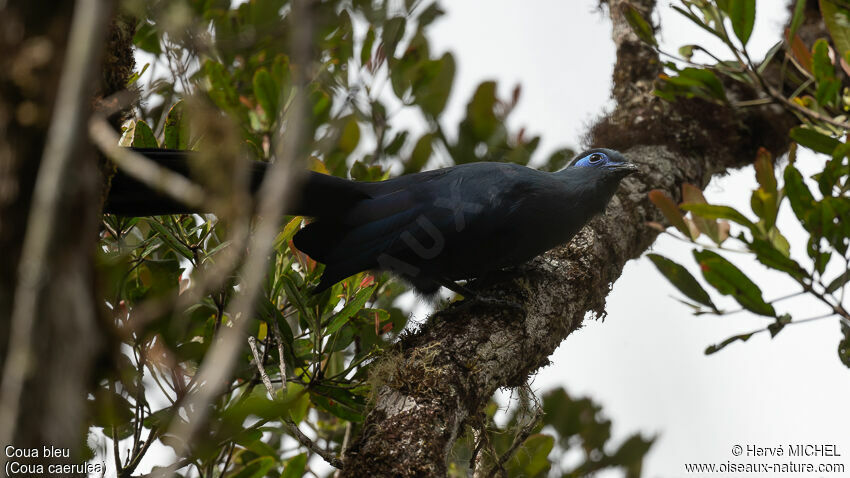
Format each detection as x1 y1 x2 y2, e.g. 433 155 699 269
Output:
104 148 370 218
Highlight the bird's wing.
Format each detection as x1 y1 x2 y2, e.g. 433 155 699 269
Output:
294 163 544 291
293 185 429 291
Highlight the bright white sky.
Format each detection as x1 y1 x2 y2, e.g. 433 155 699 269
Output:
429 2 850 477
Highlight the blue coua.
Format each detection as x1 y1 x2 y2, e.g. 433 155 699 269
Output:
105 148 638 295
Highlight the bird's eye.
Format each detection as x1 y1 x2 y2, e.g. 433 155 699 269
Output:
588 153 605 163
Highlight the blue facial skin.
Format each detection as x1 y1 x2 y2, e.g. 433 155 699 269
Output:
571 149 628 170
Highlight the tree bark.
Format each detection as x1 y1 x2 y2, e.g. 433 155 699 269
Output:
340 0 805 475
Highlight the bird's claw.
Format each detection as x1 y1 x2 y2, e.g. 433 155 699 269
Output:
448 294 526 315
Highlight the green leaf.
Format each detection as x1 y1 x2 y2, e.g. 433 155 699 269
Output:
281 454 307 478
283 382 310 424
647 254 718 312
705 332 755 354
820 0 850 57
694 250 776 317
338 116 360 153
753 148 777 194
131 120 158 148
812 38 840 106
815 77 841 106
252 68 279 122
325 285 375 335
465 81 499 142
680 204 756 231
784 163 818 230
280 273 312 322
133 21 161 55
507 434 554 477
203 60 240 111
416 52 455 117
257 299 300 369
126 62 149 87
826 269 850 293
768 314 792 338
361 27 375 65
648 190 693 238
751 188 779 229
820 143 850 194
275 216 303 250
672 5 723 37
789 0 807 40
145 218 194 260
839 329 850 368
622 4 657 46
679 44 696 60
384 131 409 156
749 238 806 279
229 457 276 478
405 133 433 174
610 434 656 470
310 393 364 422
163 100 189 150
381 16 406 58
728 0 756 46
790 127 840 155
661 68 727 101
142 407 174 430
418 3 445 27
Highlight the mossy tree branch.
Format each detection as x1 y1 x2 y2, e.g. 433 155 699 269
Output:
339 0 807 475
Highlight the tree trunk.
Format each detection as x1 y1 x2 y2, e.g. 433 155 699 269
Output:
340 0 807 475
0 0 127 471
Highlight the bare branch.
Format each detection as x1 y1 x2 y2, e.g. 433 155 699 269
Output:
248 336 343 468
248 336 276 397
271 322 288 393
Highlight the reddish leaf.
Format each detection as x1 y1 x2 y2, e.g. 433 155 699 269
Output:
785 29 813 73
682 183 721 243
359 274 375 289
648 190 693 238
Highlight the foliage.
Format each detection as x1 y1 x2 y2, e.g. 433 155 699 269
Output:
448 388 653 478
625 1 850 365
95 0 650 476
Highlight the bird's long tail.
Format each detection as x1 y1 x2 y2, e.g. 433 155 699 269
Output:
103 148 368 217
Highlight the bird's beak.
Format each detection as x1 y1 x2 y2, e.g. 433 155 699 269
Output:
611 162 639 176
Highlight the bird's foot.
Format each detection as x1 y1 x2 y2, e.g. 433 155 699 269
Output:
447 294 525 315
436 278 526 315
471 295 526 314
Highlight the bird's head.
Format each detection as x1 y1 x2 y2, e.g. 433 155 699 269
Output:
567 148 638 179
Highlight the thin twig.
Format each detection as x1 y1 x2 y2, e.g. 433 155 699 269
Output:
249 336 343 469
764 84 850 130
271 322 289 392
110 381 123 474
485 390 544 478
119 426 158 478
282 418 344 469
470 425 487 476
248 336 276 396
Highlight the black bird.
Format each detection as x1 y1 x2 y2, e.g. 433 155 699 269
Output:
104 148 638 295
